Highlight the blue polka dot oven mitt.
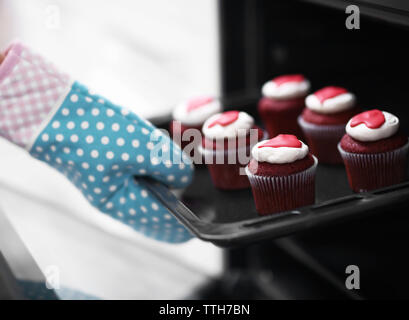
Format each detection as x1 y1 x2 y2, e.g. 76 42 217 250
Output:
0 41 194 243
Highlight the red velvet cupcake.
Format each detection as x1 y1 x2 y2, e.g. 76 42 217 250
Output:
199 110 264 190
338 109 409 192
258 74 310 139
170 96 221 162
246 134 318 215
298 86 360 164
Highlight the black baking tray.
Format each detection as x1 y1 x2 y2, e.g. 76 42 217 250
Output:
143 0 409 247
147 115 409 248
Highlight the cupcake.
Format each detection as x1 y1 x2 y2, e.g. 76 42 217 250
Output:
200 110 264 190
298 86 360 164
339 109 409 192
246 134 317 215
170 96 221 154
258 74 310 139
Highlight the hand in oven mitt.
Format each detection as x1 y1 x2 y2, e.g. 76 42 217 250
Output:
0 42 194 243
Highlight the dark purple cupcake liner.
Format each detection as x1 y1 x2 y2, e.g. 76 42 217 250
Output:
245 156 318 215
338 141 409 192
298 116 345 164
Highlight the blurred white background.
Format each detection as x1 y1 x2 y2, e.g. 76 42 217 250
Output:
0 0 222 299
0 0 220 118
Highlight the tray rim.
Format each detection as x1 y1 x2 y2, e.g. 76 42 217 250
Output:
145 175 409 247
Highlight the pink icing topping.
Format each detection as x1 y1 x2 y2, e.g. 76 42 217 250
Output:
314 86 348 103
186 96 214 113
258 134 302 149
207 110 240 128
350 109 385 129
272 74 305 87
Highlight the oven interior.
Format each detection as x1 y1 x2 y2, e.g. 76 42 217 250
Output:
216 0 409 299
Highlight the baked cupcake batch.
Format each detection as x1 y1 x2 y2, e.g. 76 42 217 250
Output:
171 75 409 215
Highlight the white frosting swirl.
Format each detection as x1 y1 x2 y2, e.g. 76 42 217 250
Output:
202 111 254 140
306 92 356 114
346 111 399 142
172 97 221 126
262 79 310 100
251 140 309 164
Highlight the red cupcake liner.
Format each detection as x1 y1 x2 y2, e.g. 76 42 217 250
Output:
338 141 409 193
298 116 345 164
199 145 253 190
258 97 305 139
245 157 317 215
199 131 268 190
170 120 203 164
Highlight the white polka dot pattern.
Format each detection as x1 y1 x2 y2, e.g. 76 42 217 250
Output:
29 81 194 243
